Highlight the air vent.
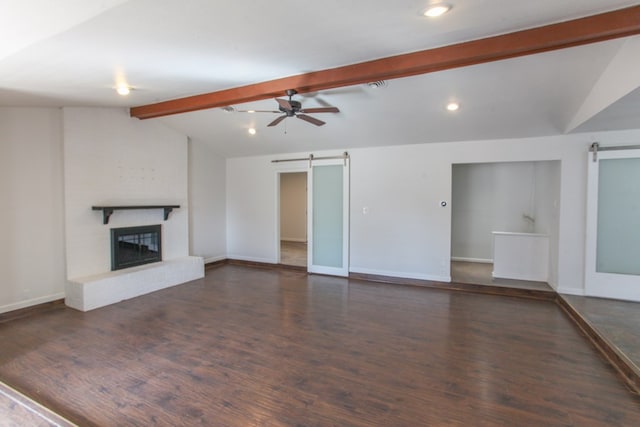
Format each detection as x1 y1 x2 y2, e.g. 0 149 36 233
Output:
367 80 387 89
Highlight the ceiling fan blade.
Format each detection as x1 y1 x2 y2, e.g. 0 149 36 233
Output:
297 114 326 126
276 98 292 110
267 115 287 127
299 107 340 114
236 109 281 113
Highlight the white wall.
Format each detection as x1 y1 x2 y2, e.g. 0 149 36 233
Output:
189 138 227 263
534 161 561 286
349 138 583 289
63 108 189 279
0 108 66 313
225 129 640 295
280 172 307 242
2 104 636 314
226 156 280 263
451 161 560 263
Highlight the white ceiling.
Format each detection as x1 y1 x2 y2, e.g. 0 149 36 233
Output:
2 0 639 157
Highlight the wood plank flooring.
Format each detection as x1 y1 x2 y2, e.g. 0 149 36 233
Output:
0 381 76 426
1 265 639 426
280 241 307 267
451 261 553 291
561 295 640 386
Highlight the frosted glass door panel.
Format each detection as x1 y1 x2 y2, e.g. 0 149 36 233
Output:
596 158 640 275
585 148 640 302
312 165 343 268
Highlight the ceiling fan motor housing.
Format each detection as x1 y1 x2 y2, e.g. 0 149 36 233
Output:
280 100 302 116
267 89 338 127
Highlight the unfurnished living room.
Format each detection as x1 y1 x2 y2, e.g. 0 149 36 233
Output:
2 1 640 425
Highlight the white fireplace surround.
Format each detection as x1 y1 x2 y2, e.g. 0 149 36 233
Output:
66 256 204 311
63 108 203 312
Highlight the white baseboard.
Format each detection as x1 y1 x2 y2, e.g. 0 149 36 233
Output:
0 292 65 315
203 255 226 264
227 255 278 264
557 287 585 296
451 257 493 264
349 267 450 283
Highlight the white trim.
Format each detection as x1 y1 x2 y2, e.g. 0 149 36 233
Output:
451 257 493 264
309 265 350 277
0 292 65 315
275 167 308 266
491 231 548 237
557 287 585 296
203 255 226 264
307 157 350 277
227 255 277 264
585 148 640 302
349 267 450 283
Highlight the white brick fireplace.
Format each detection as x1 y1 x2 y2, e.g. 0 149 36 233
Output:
63 108 203 311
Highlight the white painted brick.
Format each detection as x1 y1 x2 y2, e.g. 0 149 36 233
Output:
66 256 204 311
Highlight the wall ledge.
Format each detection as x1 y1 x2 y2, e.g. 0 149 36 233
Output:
66 256 204 312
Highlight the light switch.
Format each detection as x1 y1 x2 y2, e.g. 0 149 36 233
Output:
362 206 369 215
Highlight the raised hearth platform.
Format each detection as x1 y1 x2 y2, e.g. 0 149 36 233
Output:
65 256 204 311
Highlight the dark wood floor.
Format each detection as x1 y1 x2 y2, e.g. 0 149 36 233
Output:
0 381 75 427
1 265 639 426
451 261 553 291
449 260 640 386
562 295 640 377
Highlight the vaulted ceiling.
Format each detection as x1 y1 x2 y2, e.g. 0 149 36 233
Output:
2 0 639 157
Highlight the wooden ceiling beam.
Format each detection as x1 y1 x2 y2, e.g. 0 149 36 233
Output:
131 5 640 119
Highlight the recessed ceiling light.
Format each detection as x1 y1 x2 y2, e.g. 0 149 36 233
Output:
116 84 131 96
423 4 451 17
447 102 459 111
247 110 255 114
248 128 257 135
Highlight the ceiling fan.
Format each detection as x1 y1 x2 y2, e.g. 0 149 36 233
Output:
238 89 340 127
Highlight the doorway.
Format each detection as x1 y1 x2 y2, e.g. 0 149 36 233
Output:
279 172 307 267
275 154 350 276
450 161 560 291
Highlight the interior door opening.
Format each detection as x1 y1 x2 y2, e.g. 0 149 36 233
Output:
450 161 560 291
279 171 308 267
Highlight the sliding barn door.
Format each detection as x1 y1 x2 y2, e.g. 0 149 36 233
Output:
585 147 640 302
307 158 349 276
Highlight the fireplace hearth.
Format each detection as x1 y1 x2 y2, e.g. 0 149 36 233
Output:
111 225 162 270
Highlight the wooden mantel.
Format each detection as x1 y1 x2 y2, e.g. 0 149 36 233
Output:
92 205 180 224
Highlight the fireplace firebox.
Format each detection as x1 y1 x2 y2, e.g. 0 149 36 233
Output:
111 225 162 271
